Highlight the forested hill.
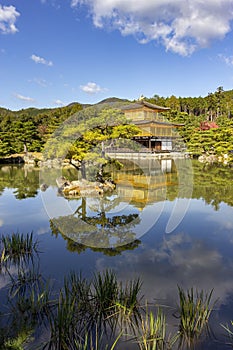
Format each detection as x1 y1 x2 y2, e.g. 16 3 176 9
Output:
0 103 84 156
0 87 233 157
145 86 233 118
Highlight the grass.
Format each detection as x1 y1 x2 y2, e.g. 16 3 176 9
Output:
92 270 119 320
221 321 233 347
115 277 143 332
0 232 39 267
137 308 177 350
44 271 122 349
176 286 215 348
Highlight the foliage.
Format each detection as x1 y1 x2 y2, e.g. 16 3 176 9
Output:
0 103 83 157
43 105 140 181
175 286 215 348
1 232 39 267
221 321 233 347
136 307 178 350
0 88 233 159
146 87 233 158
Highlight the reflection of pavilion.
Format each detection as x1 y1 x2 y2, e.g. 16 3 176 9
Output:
112 158 177 210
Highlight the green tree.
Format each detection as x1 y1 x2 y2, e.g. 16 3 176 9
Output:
45 106 140 180
12 120 41 153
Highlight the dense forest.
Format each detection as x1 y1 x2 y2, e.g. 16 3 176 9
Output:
146 86 233 157
0 87 232 159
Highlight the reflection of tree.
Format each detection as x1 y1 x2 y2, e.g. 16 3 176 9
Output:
50 220 141 255
166 160 233 209
50 195 141 251
75 196 137 227
91 239 141 256
0 165 39 199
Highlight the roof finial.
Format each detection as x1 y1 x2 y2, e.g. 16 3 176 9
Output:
138 94 145 101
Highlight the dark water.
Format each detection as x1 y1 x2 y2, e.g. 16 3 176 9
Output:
0 158 233 348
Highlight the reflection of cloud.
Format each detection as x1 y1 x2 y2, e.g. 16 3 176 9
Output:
95 231 233 309
0 219 3 227
71 0 233 56
0 265 18 291
37 226 50 235
206 204 233 230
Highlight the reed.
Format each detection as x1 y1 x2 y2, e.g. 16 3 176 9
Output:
73 326 122 350
64 271 91 311
1 232 39 266
135 306 178 350
13 281 53 326
45 288 79 349
176 286 214 347
45 272 93 349
9 263 42 298
221 320 233 346
116 277 142 331
92 270 119 324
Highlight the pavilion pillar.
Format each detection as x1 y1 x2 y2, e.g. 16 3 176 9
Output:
148 138 151 152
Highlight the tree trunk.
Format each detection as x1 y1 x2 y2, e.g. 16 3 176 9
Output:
81 161 86 179
23 142 28 155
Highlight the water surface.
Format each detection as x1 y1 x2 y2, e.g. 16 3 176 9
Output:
0 159 233 348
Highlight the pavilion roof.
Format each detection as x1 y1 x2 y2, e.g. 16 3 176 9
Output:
134 120 184 127
121 100 170 111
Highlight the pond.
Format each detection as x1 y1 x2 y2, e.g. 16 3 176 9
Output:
0 158 233 349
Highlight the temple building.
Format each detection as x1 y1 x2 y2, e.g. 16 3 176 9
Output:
121 100 184 152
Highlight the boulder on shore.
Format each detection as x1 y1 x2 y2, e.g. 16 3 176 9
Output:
56 177 115 198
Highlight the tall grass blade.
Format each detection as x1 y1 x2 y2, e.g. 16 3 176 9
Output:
176 286 215 348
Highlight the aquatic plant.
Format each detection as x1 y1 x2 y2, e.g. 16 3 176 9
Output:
176 286 215 348
2 329 33 350
73 326 122 350
92 270 119 324
221 320 233 347
12 280 53 326
45 272 94 349
0 232 223 350
116 277 143 331
46 288 80 349
134 305 178 350
0 232 39 267
8 263 43 298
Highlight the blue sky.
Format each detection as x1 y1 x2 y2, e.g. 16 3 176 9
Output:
1 0 233 110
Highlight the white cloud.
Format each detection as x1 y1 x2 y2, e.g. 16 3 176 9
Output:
37 226 50 235
71 0 80 7
30 54 53 66
28 78 48 87
219 53 233 66
80 81 106 94
54 99 65 106
15 94 35 102
71 0 233 56
0 5 20 34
